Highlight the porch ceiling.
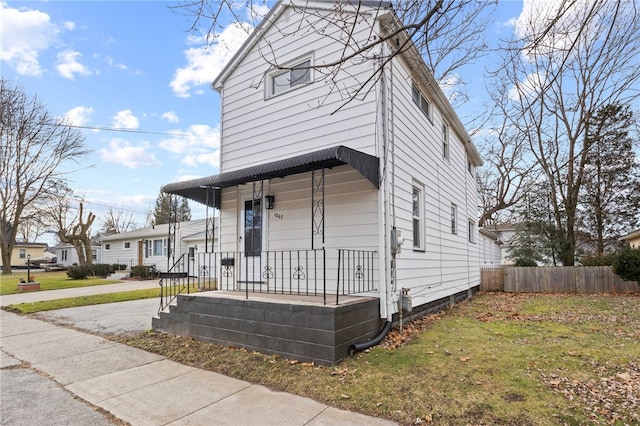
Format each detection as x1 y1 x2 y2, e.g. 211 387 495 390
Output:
161 145 380 207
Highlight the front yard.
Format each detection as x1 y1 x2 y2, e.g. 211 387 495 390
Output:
0 271 120 295
115 292 640 425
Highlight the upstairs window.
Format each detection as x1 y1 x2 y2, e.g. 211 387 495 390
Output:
412 83 431 121
269 57 311 96
468 220 476 243
104 244 110 250
442 122 450 160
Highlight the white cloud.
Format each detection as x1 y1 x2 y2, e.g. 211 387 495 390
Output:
112 109 139 129
162 111 179 123
64 21 76 31
181 151 220 168
99 138 161 169
159 124 220 154
0 3 60 76
170 22 253 98
64 106 94 126
56 50 92 80
105 56 128 70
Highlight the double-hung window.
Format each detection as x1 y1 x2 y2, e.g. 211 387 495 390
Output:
412 183 424 251
451 204 457 234
468 220 476 243
442 122 450 160
269 57 311 96
411 83 431 121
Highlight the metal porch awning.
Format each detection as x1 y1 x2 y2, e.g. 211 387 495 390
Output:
161 145 380 207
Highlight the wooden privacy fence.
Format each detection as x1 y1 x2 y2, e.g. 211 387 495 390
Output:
481 266 639 293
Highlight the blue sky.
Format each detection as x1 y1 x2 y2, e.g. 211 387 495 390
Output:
1 0 525 238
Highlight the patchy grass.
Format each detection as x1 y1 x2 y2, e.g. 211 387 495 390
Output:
4 288 161 314
0 271 120 295
114 293 640 425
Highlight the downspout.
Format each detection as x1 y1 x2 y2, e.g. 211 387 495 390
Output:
352 24 395 356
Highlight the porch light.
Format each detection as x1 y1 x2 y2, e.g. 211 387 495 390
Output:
265 194 275 209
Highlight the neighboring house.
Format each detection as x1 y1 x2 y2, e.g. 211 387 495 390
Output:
486 223 517 265
620 229 640 248
479 228 503 266
55 243 102 267
100 219 211 271
156 0 484 364
1 242 49 267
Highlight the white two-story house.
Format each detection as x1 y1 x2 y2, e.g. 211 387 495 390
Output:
156 0 484 365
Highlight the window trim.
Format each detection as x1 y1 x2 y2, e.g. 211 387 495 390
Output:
124 242 131 250
411 83 432 122
412 182 425 251
104 243 110 251
451 204 457 235
442 122 450 160
468 220 476 243
266 54 313 98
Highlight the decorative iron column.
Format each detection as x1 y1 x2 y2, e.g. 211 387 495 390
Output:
204 186 216 253
311 167 325 250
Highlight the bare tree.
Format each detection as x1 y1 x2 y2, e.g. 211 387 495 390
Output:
495 0 640 265
47 191 96 265
173 0 496 110
99 208 137 235
0 79 88 273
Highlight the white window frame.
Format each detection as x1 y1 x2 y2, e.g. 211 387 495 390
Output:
91 249 97 260
267 54 313 98
451 204 457 235
124 242 131 249
467 158 474 175
61 249 68 261
468 220 476 243
442 122 450 160
19 248 26 259
411 83 431 122
104 243 110 251
152 239 167 257
412 182 425 251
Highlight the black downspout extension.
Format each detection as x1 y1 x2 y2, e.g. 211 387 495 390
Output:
349 321 392 356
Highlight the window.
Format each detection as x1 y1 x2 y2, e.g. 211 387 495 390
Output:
19 248 26 259
451 204 457 234
105 243 110 250
412 184 424 250
124 242 130 249
153 239 167 256
468 220 476 243
269 58 311 96
442 122 450 160
412 84 431 120
61 249 68 261
467 159 474 175
91 249 97 260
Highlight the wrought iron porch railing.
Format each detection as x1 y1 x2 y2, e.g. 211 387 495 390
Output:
158 249 378 313
158 253 195 314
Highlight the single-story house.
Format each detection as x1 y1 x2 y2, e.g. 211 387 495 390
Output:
55 243 102 267
620 229 640 248
2 242 49 268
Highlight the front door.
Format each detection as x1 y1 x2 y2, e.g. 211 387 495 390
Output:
239 198 264 286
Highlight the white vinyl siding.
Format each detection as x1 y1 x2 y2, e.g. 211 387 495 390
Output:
218 8 378 172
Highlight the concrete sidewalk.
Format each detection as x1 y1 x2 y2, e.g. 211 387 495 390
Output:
0 284 396 425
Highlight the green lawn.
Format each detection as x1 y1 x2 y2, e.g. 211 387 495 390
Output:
117 293 640 425
1 270 120 295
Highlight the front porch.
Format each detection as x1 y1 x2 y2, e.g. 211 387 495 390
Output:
152 291 382 365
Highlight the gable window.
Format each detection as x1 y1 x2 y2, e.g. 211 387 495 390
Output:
105 244 110 250
468 220 476 243
442 122 450 160
269 57 311 96
412 183 424 251
451 204 457 234
124 242 130 249
412 84 431 121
